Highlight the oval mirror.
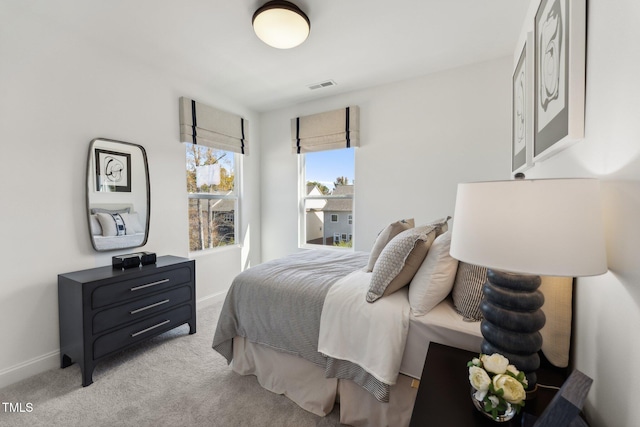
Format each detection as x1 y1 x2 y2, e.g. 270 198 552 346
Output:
86 138 150 251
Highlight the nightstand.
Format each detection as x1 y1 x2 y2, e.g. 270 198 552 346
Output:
409 342 567 426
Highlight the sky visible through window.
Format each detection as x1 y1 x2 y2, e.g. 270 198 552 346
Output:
306 148 355 189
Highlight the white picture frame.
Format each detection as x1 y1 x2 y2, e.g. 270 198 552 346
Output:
512 32 535 175
533 0 586 162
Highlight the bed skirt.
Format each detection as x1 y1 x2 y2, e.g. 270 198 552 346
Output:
231 337 418 427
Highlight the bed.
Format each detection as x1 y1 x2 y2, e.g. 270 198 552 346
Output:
89 204 146 250
212 219 573 426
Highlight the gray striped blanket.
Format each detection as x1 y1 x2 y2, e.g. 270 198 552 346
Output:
212 249 393 402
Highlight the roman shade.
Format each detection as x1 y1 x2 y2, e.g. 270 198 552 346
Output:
291 106 360 154
179 97 249 155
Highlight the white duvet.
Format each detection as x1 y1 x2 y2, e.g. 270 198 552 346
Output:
318 269 410 385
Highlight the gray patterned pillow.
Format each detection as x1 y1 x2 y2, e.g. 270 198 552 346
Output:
365 218 415 272
366 225 438 303
452 262 488 321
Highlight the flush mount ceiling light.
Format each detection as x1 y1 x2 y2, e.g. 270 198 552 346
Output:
252 1 310 49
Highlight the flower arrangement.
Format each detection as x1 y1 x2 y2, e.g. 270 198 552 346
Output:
468 353 528 420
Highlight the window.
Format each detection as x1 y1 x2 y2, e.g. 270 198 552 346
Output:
186 143 239 251
300 148 355 248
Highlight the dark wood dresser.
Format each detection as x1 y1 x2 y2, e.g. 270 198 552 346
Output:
58 255 196 386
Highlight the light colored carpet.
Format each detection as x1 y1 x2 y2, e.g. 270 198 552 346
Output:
0 301 343 427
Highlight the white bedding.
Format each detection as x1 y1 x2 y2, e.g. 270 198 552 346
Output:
93 233 145 250
400 297 483 378
318 269 410 386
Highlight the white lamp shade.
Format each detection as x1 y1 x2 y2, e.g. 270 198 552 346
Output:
450 179 607 277
253 2 310 49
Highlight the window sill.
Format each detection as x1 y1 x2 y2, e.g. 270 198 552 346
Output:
189 244 242 258
298 243 353 252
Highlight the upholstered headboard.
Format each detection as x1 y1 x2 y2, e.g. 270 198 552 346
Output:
539 276 573 368
450 264 573 368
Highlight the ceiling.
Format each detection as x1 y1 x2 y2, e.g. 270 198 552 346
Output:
9 0 531 112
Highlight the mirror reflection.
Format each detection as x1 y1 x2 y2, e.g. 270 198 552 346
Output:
87 138 150 251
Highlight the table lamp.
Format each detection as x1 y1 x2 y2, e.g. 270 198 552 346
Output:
449 178 607 394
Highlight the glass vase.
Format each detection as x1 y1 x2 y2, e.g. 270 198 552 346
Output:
471 389 517 422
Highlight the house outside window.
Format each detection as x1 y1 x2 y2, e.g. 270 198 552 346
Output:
322 184 354 246
300 149 355 248
186 143 239 251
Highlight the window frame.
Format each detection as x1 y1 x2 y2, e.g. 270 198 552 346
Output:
298 150 355 250
186 144 242 253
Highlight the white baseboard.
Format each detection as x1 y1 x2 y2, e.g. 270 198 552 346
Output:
0 292 227 390
0 350 59 389
196 290 227 309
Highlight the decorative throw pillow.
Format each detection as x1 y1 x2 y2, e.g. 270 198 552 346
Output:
367 225 438 303
451 262 488 321
90 207 130 215
120 212 144 234
89 215 103 236
96 212 127 236
417 215 451 237
365 218 415 272
408 231 459 316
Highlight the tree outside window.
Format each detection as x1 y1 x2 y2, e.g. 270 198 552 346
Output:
186 143 238 251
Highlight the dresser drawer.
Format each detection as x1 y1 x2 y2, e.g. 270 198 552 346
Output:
92 285 193 334
93 304 193 359
92 267 191 308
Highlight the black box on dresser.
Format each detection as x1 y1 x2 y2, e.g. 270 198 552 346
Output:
58 255 196 386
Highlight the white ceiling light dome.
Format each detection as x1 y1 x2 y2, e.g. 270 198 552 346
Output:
252 1 310 49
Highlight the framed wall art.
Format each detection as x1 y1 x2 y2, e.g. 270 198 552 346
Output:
533 0 586 162
95 148 132 192
512 32 534 175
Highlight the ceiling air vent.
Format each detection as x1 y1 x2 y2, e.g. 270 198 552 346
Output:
308 80 337 90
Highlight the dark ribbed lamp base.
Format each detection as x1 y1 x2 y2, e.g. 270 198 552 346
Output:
480 269 545 397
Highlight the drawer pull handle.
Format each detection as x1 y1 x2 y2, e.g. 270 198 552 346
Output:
130 299 170 315
131 320 170 337
130 279 169 291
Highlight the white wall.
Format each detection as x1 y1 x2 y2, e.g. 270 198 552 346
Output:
4 4 637 425
260 57 513 261
0 6 261 387
519 1 640 426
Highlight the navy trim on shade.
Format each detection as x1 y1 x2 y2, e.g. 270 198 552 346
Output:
296 117 301 154
191 99 197 145
241 118 245 154
345 107 351 148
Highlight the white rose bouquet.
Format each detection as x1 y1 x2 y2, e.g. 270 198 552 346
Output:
468 353 528 419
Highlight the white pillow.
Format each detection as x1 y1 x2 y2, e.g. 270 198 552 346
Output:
96 212 144 236
120 212 144 234
409 231 459 316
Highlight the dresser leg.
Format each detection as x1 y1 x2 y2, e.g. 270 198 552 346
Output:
189 321 196 334
81 362 95 387
61 353 73 369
